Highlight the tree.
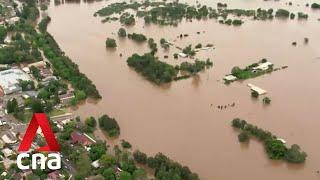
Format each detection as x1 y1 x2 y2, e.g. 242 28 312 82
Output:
133 150 147 165
85 117 97 128
311 3 320 9
0 26 7 43
195 43 202 49
75 153 92 178
251 91 259 98
265 139 287 160
238 132 250 142
31 99 44 113
89 142 107 161
275 9 290 18
120 171 132 180
7 98 18 113
285 144 307 163
118 28 127 37
30 66 42 80
127 53 178 84
102 168 116 180
106 38 117 48
75 90 86 101
132 168 147 180
121 140 132 149
127 33 147 42
100 154 117 168
99 114 120 137
263 97 271 104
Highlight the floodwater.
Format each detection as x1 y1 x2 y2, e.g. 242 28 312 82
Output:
47 0 320 179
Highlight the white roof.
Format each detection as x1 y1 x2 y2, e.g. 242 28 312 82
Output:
224 75 237 81
0 119 7 126
253 62 273 70
91 160 100 168
248 83 267 95
22 67 30 73
277 138 286 144
2 148 13 157
0 68 31 90
178 53 187 58
1 133 17 144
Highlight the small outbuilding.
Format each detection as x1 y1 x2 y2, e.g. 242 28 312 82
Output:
247 83 267 95
224 75 237 81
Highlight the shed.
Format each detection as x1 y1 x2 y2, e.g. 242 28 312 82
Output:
224 75 237 81
247 83 267 95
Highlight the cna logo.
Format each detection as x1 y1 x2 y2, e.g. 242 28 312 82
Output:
17 113 61 170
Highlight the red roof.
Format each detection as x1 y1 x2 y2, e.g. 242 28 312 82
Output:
70 131 93 146
47 171 60 180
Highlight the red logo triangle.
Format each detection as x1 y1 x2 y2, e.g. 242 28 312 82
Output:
18 113 60 152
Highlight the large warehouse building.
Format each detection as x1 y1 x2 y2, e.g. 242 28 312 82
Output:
0 68 31 95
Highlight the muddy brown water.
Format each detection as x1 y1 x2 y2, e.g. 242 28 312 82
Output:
47 0 320 179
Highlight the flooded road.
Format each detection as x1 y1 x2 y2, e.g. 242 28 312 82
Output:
47 0 320 179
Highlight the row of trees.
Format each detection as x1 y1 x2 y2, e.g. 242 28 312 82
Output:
179 59 213 75
232 118 307 163
133 150 200 180
95 1 304 28
35 17 101 99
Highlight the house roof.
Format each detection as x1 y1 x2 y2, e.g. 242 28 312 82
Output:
70 131 93 146
47 171 61 180
224 75 237 81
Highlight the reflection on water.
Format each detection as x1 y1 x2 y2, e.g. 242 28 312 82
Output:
47 0 320 179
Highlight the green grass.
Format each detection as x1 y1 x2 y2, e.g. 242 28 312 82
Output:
48 108 67 117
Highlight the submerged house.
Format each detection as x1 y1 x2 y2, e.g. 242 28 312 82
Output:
247 83 267 95
253 61 273 71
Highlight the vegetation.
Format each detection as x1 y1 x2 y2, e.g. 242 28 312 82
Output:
0 33 43 64
4 2 101 100
127 33 147 42
182 45 196 56
19 80 35 91
120 12 135 25
105 38 117 48
127 53 178 84
38 16 51 33
179 59 213 74
121 140 132 149
99 114 120 137
238 132 250 142
311 3 320 9
133 151 200 180
231 118 307 163
148 38 157 54
275 9 290 18
251 91 259 98
118 28 127 37
0 26 7 43
263 97 271 104
160 38 170 49
297 12 308 19
95 2 299 28
35 17 101 99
